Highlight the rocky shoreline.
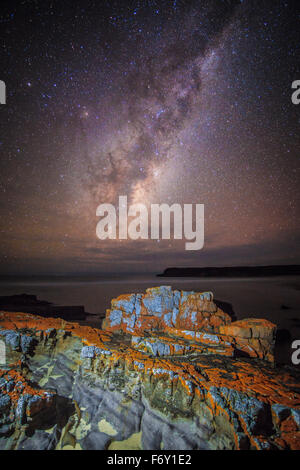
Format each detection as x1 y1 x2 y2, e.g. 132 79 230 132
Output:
0 286 299 450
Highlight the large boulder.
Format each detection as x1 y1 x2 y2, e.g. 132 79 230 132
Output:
103 287 231 335
103 287 275 363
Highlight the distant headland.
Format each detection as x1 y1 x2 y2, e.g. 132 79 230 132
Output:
0 293 86 320
157 265 300 277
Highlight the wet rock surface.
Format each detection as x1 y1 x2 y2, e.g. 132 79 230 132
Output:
0 287 299 450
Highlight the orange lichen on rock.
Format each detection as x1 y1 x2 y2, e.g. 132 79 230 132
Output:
102 287 276 363
0 368 53 402
219 318 276 362
0 368 55 426
0 310 112 349
0 309 290 408
0 287 299 450
219 318 276 341
103 287 232 336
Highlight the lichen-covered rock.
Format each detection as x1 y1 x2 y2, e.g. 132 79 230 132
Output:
103 287 231 335
0 368 56 444
219 319 276 362
103 287 276 363
0 293 299 450
131 334 235 358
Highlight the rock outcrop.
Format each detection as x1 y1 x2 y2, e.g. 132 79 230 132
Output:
0 287 299 450
104 287 276 363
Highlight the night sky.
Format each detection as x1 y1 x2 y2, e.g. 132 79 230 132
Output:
0 0 299 275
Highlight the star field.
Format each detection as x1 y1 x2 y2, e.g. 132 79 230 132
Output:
0 0 299 274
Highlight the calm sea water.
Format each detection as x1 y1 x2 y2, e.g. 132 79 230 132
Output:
0 274 299 365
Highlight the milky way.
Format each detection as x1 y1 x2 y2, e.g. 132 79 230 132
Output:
0 0 299 274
